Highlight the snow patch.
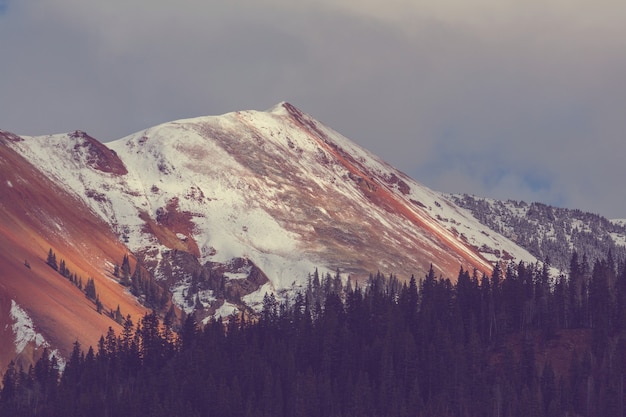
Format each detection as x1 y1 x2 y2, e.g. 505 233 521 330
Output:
10 300 46 354
211 302 238 321
223 264 252 280
170 279 193 314
170 275 217 315
242 282 275 310
611 232 626 247
10 300 65 368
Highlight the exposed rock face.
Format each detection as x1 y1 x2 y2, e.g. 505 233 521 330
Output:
68 130 128 175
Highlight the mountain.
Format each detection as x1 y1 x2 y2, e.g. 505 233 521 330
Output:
1 102 538 369
450 194 626 273
0 130 150 372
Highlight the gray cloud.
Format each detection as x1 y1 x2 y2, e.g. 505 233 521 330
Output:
1 1 626 218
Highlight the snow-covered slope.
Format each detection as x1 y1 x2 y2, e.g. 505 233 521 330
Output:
450 194 626 272
4 103 542 316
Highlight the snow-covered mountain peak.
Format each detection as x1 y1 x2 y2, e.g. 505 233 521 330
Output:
105 104 526 281
3 102 542 319
265 101 292 115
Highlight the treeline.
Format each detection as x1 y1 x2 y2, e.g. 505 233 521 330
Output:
3 251 626 416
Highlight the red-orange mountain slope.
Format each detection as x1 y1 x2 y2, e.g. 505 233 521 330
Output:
0 131 148 371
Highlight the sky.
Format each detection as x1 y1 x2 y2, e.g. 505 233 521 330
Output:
1 0 626 218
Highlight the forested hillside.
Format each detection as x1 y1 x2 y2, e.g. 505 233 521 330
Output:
451 194 626 272
2 251 626 417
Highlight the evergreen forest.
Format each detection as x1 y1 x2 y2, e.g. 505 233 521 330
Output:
2 250 626 417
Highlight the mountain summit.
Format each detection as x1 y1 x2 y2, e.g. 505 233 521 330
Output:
0 103 537 368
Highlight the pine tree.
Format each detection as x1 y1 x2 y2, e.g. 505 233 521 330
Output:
0 360 17 404
114 305 123 324
61 341 83 387
131 260 143 296
589 258 611 355
399 274 418 325
180 313 198 351
120 254 132 286
85 277 97 300
59 259 67 277
262 292 278 324
119 314 135 354
541 361 557 416
95 295 103 314
46 248 58 271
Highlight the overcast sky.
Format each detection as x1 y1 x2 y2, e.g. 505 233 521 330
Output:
2 0 626 218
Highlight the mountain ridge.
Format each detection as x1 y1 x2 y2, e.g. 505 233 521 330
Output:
0 102 546 368
450 194 626 272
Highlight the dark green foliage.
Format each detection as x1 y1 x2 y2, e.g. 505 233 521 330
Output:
84 277 97 300
58 259 67 277
46 248 57 271
3 250 626 417
113 305 124 324
95 296 103 314
119 254 131 286
126 259 168 312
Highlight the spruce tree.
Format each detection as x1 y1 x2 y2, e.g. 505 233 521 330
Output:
114 305 123 324
95 295 103 314
120 254 132 286
85 277 97 300
46 248 58 271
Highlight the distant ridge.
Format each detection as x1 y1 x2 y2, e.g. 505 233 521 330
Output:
450 194 626 272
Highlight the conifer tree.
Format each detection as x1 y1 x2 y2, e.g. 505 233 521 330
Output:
114 305 123 324
120 254 132 286
58 259 67 277
85 277 97 300
95 295 103 314
0 360 17 405
46 248 58 271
